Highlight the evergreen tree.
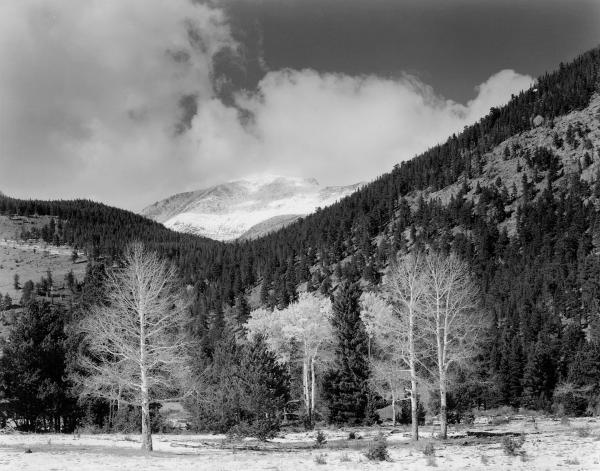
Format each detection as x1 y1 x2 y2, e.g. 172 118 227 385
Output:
0 301 78 431
260 270 272 306
186 334 289 439
500 336 524 407
319 275 332 296
20 280 35 305
521 337 557 410
323 282 372 424
234 294 251 325
5 293 12 309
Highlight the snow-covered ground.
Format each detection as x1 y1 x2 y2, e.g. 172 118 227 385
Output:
1 417 599 470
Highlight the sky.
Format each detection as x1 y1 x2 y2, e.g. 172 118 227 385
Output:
1 0 599 210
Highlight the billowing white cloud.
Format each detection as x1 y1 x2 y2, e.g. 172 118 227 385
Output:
0 0 233 208
0 1 533 210
188 68 533 189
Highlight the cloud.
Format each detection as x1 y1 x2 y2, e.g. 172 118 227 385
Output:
0 0 233 208
0 1 533 211
188 68 533 189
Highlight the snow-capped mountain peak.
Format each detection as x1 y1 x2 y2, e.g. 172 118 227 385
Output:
140 175 362 241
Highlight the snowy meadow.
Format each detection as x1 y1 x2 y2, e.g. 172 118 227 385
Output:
1 417 599 470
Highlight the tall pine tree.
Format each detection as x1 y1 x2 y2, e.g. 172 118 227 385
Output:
323 281 372 424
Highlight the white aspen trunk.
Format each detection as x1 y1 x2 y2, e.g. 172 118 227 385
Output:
409 295 419 441
440 293 450 440
391 392 396 427
410 375 418 440
140 307 152 452
302 357 311 425
140 368 152 451
436 292 447 439
117 384 123 411
310 357 316 419
439 370 447 439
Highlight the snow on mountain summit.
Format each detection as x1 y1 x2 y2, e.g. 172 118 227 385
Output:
140 175 362 241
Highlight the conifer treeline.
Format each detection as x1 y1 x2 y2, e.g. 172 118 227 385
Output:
1 46 600 416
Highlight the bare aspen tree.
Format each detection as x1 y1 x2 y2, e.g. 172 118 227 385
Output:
245 292 332 426
360 292 410 427
382 253 427 440
77 243 190 451
422 252 483 439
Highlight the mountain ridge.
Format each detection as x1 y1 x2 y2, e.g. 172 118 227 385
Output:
140 175 363 241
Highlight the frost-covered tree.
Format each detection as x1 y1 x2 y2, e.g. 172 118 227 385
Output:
77 243 190 451
360 291 409 427
382 253 428 439
422 252 484 439
245 292 332 426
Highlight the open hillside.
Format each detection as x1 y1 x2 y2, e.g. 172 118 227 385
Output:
0 215 87 302
1 46 600 418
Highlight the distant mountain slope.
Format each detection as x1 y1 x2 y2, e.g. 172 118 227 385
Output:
140 176 362 241
238 214 302 240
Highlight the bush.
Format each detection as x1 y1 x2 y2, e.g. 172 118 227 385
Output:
502 435 525 456
574 426 591 438
552 384 590 417
365 432 390 461
491 416 510 426
227 417 280 441
348 431 356 440
112 407 141 433
314 430 327 448
314 453 327 465
396 399 426 425
422 442 435 456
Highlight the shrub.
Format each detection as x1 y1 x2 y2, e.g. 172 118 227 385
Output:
365 432 390 462
491 416 510 426
348 431 356 440
502 435 525 456
226 417 280 442
315 430 327 448
552 384 589 417
314 453 327 465
422 442 435 456
574 426 591 438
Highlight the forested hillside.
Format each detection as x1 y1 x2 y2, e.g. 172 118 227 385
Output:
1 46 600 428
